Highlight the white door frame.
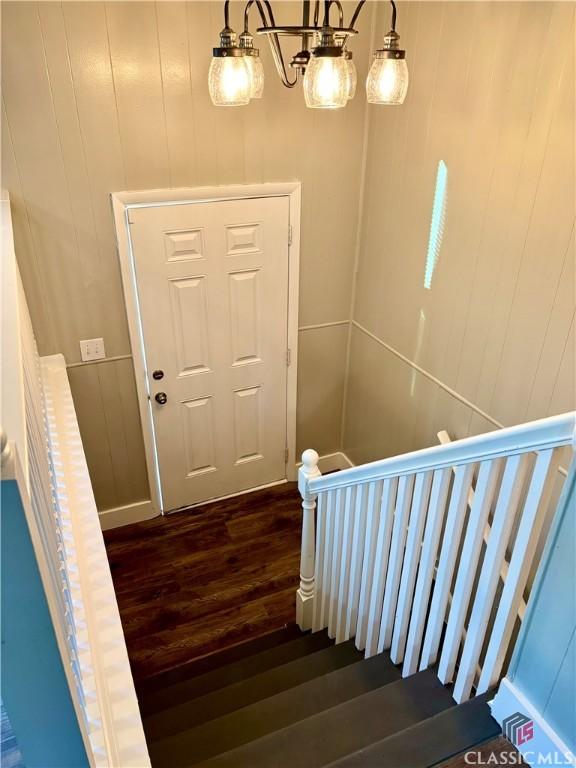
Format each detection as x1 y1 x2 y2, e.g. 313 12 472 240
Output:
111 182 301 516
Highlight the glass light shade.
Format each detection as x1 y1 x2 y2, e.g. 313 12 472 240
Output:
245 54 265 99
208 55 251 106
303 54 348 109
345 57 357 100
366 56 409 105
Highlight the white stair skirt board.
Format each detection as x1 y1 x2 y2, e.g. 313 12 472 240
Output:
99 453 354 530
98 500 157 531
490 678 575 767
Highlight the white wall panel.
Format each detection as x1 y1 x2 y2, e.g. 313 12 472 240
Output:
344 2 575 464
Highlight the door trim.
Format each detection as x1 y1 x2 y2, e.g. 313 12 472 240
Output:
111 182 301 516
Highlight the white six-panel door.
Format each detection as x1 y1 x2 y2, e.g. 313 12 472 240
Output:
128 196 290 511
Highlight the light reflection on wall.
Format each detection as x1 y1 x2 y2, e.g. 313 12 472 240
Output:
424 160 448 290
410 308 426 397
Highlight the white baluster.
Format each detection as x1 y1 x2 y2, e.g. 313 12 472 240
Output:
328 488 345 639
477 449 560 696
419 463 475 670
355 480 384 651
315 490 336 632
365 477 398 657
391 471 433 665
378 474 415 652
312 492 327 632
437 458 503 685
297 449 321 631
345 484 369 640
403 467 452 676
336 486 356 643
452 453 531 702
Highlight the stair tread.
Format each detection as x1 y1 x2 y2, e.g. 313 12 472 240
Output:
145 639 365 740
149 650 403 766
140 628 331 715
325 692 501 768
190 668 454 768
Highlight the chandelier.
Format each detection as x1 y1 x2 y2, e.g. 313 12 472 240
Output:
208 0 409 109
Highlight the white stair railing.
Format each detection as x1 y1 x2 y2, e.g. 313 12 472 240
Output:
297 412 575 703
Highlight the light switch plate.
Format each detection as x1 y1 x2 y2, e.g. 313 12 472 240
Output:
80 338 106 362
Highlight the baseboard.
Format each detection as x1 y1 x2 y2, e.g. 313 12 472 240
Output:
296 451 355 474
99 454 355 529
490 678 574 766
98 500 158 530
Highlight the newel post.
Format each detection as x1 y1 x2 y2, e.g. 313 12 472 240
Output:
296 449 322 630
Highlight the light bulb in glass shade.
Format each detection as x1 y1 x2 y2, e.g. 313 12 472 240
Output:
345 53 357 100
366 56 409 105
209 56 251 106
303 54 348 109
245 53 265 98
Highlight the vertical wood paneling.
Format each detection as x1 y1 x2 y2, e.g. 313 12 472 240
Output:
61 0 131 356
155 1 198 187
105 1 170 189
2 2 87 361
344 1 575 468
2 1 371 510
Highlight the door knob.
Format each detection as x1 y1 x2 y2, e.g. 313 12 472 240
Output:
155 392 168 405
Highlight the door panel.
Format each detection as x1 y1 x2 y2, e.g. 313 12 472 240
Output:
129 196 290 511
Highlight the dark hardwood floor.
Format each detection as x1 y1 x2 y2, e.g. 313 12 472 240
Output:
104 483 302 686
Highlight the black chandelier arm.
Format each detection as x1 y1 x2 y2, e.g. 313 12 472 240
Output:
313 0 320 27
390 0 397 31
329 0 345 28
244 0 298 87
349 0 366 31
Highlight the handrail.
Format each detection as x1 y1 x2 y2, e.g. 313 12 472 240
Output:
308 412 576 493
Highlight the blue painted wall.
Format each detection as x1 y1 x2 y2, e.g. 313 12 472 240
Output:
1 479 89 768
507 460 576 751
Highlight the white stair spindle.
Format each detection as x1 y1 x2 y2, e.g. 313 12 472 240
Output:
437 459 502 684
365 477 398 657
420 463 475 670
377 474 415 653
403 467 452 676
336 486 356 643
390 471 433 665
328 488 345 639
477 449 561 695
297 449 322 631
314 490 335 632
451 453 531 701
312 491 327 632
345 484 369 640
355 481 383 651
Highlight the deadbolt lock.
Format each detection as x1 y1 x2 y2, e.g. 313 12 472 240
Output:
152 369 164 380
155 392 168 405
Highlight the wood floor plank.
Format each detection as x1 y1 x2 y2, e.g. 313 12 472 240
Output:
104 483 302 682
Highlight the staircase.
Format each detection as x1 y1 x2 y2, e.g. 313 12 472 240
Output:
141 627 501 767
140 412 575 767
